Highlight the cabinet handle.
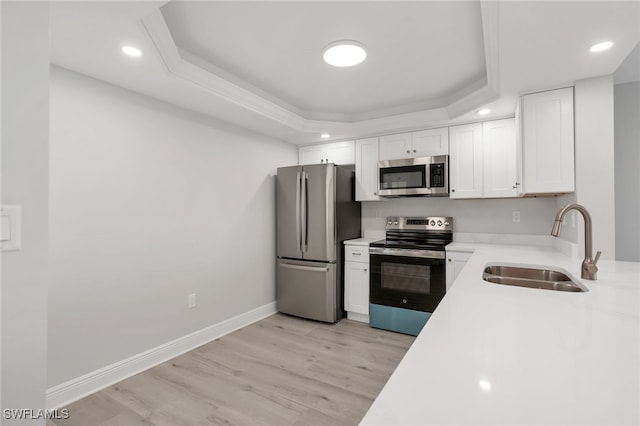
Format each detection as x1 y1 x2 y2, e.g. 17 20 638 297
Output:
353 252 361 256
325 158 329 163
451 189 456 192
364 269 367 272
413 149 416 153
373 191 377 195
448 259 452 262
512 182 521 189
406 150 410 154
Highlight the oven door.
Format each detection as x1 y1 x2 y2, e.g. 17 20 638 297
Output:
369 247 446 312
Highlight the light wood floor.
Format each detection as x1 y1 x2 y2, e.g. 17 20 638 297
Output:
50 314 414 426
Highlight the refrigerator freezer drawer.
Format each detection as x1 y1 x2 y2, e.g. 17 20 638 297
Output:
276 259 337 323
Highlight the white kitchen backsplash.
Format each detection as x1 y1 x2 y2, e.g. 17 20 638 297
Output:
361 196 559 237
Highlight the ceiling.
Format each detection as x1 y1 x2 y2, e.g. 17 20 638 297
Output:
161 1 487 122
49 1 640 145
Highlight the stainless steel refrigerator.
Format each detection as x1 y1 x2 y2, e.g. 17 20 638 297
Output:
276 163 361 323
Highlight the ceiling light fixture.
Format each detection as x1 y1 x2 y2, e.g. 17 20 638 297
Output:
323 40 367 68
121 45 142 58
479 380 492 391
321 133 331 139
589 41 613 53
477 109 491 115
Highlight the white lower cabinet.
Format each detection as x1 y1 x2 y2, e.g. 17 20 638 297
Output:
445 250 473 291
344 244 370 322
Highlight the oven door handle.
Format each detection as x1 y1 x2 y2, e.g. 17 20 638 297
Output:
369 247 445 259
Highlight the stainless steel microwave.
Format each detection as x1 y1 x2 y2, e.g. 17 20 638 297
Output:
378 156 449 197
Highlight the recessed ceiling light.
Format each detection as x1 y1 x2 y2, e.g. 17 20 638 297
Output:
479 380 492 391
477 109 491 115
589 41 613 53
323 41 367 68
121 45 142 58
321 133 331 139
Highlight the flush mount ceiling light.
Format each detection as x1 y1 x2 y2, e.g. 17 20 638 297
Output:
477 109 491 115
321 133 331 139
323 40 367 67
589 41 613 53
121 45 142 58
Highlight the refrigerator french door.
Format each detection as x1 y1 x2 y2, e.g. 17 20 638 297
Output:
276 164 360 323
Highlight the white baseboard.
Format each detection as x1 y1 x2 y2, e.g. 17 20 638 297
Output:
347 311 370 324
46 302 277 410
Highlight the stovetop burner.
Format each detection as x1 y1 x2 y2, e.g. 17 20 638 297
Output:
370 216 453 250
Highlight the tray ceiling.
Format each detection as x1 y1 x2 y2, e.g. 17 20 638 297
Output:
49 1 640 144
160 1 487 122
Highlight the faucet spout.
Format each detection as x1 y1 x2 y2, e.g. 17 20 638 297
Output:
550 203 601 280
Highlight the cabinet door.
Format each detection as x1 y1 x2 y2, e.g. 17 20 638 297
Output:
521 87 575 194
483 119 518 198
379 133 412 160
412 127 449 157
449 123 483 199
344 261 369 316
299 145 323 165
325 141 355 165
355 137 382 201
445 251 472 291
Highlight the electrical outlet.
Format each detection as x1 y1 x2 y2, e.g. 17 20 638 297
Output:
188 293 196 309
512 211 521 223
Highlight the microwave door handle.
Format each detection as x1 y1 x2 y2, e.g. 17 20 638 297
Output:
296 171 301 253
301 171 308 252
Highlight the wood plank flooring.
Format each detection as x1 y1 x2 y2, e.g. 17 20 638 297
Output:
50 314 414 426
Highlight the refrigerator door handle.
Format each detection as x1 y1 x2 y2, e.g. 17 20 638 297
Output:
301 171 308 252
279 262 329 273
295 171 301 253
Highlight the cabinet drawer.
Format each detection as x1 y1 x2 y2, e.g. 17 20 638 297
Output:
345 245 369 263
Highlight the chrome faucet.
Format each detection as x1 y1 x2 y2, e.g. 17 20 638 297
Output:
551 203 601 280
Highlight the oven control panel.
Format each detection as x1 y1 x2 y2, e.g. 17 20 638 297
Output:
385 216 453 232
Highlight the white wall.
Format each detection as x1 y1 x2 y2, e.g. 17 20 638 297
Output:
614 81 640 261
1 3 50 424
47 67 297 387
362 196 558 237
551 76 617 261
573 75 616 260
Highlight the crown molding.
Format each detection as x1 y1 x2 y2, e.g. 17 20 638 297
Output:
141 4 501 141
141 10 306 130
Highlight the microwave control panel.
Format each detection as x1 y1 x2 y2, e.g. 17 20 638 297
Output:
430 163 445 188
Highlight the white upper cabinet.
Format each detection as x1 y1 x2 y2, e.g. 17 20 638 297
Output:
411 128 449 157
298 141 355 165
378 133 412 160
378 127 449 160
483 119 518 198
355 137 383 201
449 123 483 199
450 119 518 199
520 87 575 194
298 144 323 165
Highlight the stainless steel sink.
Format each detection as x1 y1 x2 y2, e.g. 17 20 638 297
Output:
483 265 588 292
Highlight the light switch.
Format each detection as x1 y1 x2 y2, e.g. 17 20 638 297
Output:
1 206 21 251
0 215 11 241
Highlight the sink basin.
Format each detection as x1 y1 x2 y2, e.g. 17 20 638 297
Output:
483 265 588 292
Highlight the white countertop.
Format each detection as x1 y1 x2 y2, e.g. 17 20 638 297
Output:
361 245 640 425
343 237 380 246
